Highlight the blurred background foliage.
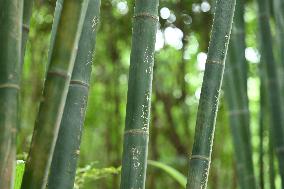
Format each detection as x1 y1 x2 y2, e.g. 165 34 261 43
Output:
18 0 276 188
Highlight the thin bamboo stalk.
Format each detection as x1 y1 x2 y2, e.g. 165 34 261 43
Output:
47 0 101 188
256 0 284 186
21 0 34 63
20 1 89 188
224 49 256 189
223 0 256 187
186 0 236 188
120 0 159 188
0 0 23 188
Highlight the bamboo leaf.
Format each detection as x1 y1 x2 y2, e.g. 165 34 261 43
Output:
148 160 186 188
14 160 25 189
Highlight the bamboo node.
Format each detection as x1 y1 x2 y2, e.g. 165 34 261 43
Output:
70 80 90 89
133 13 159 21
124 128 149 135
206 60 223 64
0 83 20 90
190 155 210 162
48 69 71 79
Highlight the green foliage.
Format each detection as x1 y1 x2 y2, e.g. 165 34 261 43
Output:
14 161 25 189
75 163 121 188
148 160 186 188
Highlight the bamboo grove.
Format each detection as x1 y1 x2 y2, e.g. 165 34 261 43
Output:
1 0 284 188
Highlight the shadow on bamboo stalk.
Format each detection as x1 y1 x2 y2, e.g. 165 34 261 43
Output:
47 0 101 188
20 0 89 188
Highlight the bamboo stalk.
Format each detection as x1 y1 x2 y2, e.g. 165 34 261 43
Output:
256 0 284 186
21 0 34 64
20 1 89 188
120 0 159 188
186 0 236 188
47 0 101 188
224 49 256 189
223 0 256 187
0 0 23 188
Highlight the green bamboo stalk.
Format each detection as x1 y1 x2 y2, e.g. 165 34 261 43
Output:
224 49 256 189
47 0 64 67
259 78 264 189
21 0 34 63
47 0 101 188
273 0 284 67
268 129 276 189
20 1 89 188
256 0 284 186
186 0 236 188
223 0 256 187
120 0 159 188
0 0 22 188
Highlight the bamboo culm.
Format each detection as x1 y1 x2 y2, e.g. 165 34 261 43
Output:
224 49 256 189
223 0 256 187
120 0 159 188
186 0 236 188
21 0 34 64
0 0 22 188
20 1 89 188
256 0 284 186
47 0 101 188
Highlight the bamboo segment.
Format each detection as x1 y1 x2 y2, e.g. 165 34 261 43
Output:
20 1 89 189
21 0 34 63
47 0 101 188
186 0 236 188
120 0 159 188
256 0 284 187
0 0 23 188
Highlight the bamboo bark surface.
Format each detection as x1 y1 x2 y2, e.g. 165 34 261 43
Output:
20 1 89 188
0 0 23 188
120 0 159 188
48 0 101 188
186 0 236 188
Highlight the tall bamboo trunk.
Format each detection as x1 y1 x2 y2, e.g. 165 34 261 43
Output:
120 0 159 188
20 1 89 188
47 0 101 188
223 0 256 187
186 0 236 188
224 50 256 189
256 0 284 186
0 0 23 188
